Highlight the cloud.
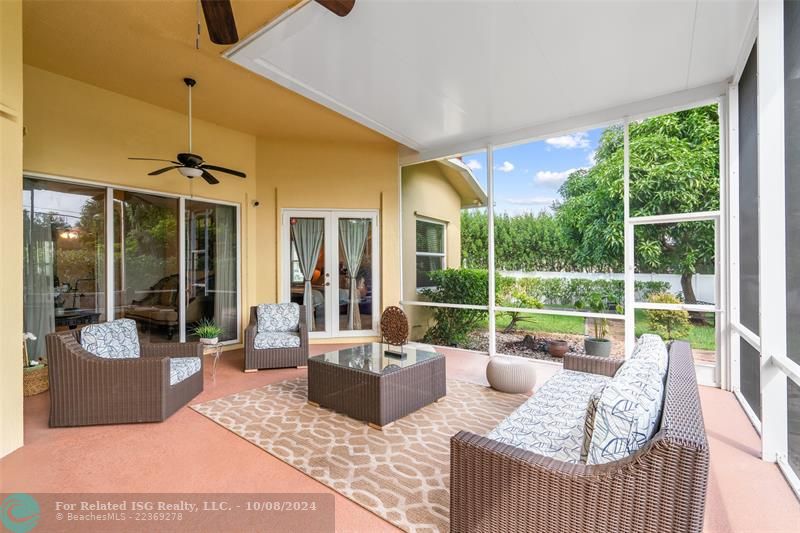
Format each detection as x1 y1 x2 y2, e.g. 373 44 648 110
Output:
545 131 590 149
587 150 597 166
497 161 515 173
464 159 482 171
535 167 584 184
505 196 556 206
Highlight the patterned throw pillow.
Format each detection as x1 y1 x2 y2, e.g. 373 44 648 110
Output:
630 333 669 378
80 318 141 359
586 358 664 465
580 383 607 462
257 303 300 333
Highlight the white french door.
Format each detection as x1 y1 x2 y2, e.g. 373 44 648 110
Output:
281 209 380 339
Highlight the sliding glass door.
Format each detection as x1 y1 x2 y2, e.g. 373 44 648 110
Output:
114 191 180 342
22 178 107 360
22 175 241 354
185 200 238 342
282 210 379 338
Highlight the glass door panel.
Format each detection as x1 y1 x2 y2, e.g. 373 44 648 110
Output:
185 200 238 342
288 216 328 333
114 191 179 342
338 217 374 332
22 177 106 361
283 210 378 337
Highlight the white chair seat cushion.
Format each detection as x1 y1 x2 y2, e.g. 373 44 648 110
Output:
254 331 301 349
586 358 665 465
80 318 140 359
487 369 611 463
256 303 300 333
169 357 201 385
630 334 669 378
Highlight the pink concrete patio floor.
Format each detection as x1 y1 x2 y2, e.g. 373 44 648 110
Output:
1 345 798 532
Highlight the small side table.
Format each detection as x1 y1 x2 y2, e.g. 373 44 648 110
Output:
202 343 223 384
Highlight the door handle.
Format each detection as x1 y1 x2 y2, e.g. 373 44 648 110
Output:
325 282 330 286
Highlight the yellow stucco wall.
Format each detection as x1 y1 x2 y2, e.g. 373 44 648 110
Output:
1 64 400 456
22 65 260 351
254 138 401 342
401 161 463 340
0 0 25 458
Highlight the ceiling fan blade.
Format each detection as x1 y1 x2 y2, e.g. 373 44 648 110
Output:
129 157 180 164
201 170 220 185
202 164 246 178
148 166 181 176
201 0 239 45
315 0 355 17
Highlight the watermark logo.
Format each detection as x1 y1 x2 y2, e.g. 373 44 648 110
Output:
0 494 39 533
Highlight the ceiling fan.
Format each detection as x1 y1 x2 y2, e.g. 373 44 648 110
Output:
200 0 356 45
128 78 246 185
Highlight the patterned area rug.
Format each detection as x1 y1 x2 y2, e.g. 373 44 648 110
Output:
191 378 526 532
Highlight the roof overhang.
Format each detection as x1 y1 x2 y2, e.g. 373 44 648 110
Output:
440 158 487 208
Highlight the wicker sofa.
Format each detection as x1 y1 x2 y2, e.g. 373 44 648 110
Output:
46 320 204 427
244 304 309 371
450 340 709 533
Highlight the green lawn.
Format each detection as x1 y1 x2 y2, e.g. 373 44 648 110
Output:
480 308 716 351
492 312 584 335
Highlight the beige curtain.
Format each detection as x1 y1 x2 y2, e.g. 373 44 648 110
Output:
339 218 370 330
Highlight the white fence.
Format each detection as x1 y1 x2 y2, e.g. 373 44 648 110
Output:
501 270 716 304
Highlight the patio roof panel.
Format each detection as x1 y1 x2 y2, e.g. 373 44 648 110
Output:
226 0 756 156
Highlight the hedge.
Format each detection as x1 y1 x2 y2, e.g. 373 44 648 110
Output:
418 268 673 346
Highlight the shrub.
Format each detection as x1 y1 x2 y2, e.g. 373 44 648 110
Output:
644 292 690 340
501 276 671 309
498 290 544 333
420 269 490 346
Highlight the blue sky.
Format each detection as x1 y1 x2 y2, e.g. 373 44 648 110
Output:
463 126 608 215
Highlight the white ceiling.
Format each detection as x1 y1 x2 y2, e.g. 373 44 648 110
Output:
227 0 755 159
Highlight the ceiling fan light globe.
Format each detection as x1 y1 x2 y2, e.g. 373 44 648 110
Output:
178 167 203 178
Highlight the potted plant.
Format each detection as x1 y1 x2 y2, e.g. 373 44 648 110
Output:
192 318 223 345
22 332 49 396
575 292 615 357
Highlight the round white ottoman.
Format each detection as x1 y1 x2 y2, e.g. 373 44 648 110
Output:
486 356 537 393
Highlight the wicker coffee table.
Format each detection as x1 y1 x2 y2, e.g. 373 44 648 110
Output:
307 343 446 429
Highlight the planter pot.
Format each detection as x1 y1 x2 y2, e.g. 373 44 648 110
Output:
584 337 612 357
547 340 569 358
199 337 219 346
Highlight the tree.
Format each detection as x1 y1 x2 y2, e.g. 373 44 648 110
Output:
461 210 572 271
557 105 719 306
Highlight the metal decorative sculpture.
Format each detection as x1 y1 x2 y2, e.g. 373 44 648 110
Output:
380 306 409 347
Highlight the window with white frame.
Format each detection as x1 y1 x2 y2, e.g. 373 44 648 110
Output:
415 219 446 289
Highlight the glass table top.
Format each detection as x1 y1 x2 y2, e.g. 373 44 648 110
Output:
309 343 441 375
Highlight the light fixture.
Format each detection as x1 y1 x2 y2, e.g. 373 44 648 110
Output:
178 167 203 178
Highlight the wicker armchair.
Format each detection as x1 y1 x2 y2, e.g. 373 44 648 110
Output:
450 341 709 533
244 305 309 371
46 328 204 427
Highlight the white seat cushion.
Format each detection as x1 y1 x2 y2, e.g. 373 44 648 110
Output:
256 303 300 333
487 369 611 463
169 357 201 385
630 334 668 378
586 358 664 465
254 331 301 349
80 318 140 359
